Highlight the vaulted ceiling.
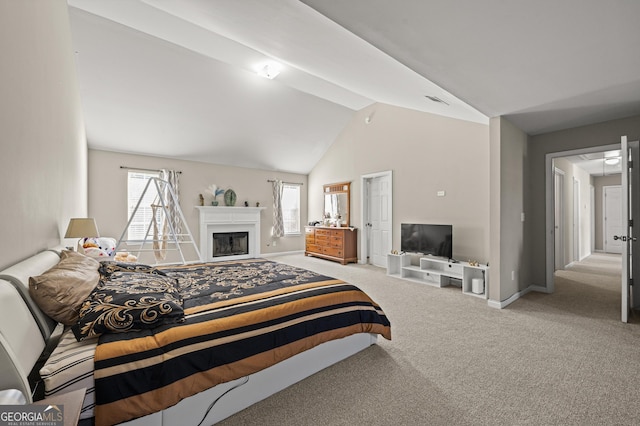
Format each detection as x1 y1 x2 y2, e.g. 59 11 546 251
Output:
68 0 640 174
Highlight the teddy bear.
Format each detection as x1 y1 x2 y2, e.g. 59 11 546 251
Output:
80 237 117 258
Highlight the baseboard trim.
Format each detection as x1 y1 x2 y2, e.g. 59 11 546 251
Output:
488 284 548 309
529 285 550 294
261 250 304 258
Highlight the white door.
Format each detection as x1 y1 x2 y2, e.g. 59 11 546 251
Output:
630 140 640 310
361 171 392 268
620 137 640 322
603 186 622 254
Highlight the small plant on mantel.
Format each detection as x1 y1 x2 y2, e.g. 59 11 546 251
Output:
207 184 225 206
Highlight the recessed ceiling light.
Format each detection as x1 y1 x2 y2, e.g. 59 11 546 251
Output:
256 62 282 79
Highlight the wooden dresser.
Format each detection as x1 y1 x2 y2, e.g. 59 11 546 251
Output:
305 226 357 265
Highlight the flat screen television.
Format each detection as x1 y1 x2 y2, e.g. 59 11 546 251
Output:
401 223 453 259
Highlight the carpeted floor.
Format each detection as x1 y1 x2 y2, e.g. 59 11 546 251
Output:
217 252 640 426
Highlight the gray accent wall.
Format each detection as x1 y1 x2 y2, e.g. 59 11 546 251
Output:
0 0 87 270
527 114 640 287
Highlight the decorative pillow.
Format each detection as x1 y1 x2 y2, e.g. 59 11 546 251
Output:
72 272 183 341
29 250 100 325
98 261 167 280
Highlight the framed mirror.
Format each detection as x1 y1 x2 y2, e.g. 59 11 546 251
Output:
323 182 350 227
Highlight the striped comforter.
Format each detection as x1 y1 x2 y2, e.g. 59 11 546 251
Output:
93 259 391 425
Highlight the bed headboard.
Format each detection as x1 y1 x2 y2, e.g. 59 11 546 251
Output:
0 249 62 340
0 280 47 402
0 248 63 402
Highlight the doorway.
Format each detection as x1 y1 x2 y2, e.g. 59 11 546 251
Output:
545 143 621 293
553 168 565 270
361 170 392 268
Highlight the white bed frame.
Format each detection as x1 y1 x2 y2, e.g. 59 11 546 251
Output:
0 248 377 425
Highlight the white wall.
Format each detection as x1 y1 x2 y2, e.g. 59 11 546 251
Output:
88 150 307 263
309 103 490 263
0 0 87 270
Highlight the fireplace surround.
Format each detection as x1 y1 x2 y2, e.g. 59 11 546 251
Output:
196 206 265 262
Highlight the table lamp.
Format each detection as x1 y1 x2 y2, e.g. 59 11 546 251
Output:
64 218 99 251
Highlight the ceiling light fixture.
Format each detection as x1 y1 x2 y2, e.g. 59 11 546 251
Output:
604 157 620 165
256 62 282 79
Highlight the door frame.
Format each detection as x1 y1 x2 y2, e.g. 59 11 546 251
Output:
554 167 565 271
545 143 620 293
573 177 580 262
360 170 393 265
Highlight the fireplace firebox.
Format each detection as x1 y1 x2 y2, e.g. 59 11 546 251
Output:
212 232 249 258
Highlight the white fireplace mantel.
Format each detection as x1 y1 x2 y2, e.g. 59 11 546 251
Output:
195 206 266 262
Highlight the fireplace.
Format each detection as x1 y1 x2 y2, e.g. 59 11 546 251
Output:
196 206 265 262
212 232 249 258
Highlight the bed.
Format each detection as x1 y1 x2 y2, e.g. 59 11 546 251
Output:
0 249 391 425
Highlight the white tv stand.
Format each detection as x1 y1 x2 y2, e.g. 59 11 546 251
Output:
387 253 489 299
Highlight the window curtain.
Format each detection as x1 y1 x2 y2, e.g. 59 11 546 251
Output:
151 203 168 262
161 169 182 238
152 169 181 261
271 179 285 238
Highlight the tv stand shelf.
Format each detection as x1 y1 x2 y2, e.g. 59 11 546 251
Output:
387 253 489 299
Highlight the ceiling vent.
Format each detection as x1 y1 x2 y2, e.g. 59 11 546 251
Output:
425 95 449 106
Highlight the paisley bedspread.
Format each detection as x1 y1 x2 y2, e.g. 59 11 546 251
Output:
92 259 391 425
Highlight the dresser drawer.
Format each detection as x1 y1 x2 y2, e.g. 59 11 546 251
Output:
329 236 343 247
322 246 343 258
306 244 322 254
315 229 331 238
315 235 330 245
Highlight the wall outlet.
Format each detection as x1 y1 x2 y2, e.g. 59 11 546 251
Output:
437 190 446 197
272 240 277 247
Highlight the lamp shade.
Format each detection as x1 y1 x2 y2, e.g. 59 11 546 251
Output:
64 218 99 238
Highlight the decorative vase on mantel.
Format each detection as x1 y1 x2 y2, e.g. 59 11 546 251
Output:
224 189 237 206
211 200 219 206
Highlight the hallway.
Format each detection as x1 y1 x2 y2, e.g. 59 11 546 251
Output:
553 253 623 322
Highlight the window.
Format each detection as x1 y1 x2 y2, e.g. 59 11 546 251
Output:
281 184 301 235
127 170 160 241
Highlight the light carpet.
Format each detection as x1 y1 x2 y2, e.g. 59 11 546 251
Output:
217 253 639 426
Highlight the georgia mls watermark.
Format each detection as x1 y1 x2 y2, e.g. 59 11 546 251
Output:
0 404 64 426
